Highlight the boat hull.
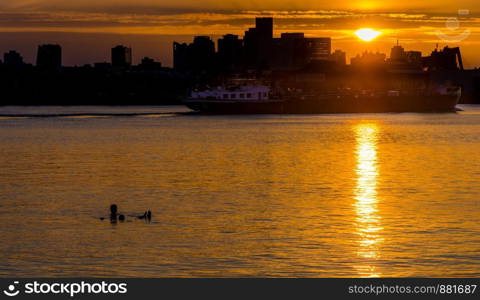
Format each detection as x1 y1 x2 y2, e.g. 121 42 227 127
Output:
184 93 461 114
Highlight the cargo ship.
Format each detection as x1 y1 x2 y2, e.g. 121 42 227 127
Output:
183 84 461 114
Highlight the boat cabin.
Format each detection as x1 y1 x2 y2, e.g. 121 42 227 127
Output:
191 85 270 100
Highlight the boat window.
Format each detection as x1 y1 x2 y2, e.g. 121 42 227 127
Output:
223 94 228 99
263 92 267 97
258 92 262 99
231 94 236 99
240 93 245 98
247 93 252 98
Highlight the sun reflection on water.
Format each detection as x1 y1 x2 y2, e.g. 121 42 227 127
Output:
353 123 383 277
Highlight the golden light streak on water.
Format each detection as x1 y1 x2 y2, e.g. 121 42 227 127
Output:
353 123 383 277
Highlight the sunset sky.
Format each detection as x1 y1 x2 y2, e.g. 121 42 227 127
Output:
1 0 479 67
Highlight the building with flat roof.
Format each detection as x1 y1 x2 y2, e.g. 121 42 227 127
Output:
306 38 331 61
244 17 274 69
270 34 332 70
37 44 62 70
173 36 215 72
271 33 308 70
111 45 132 68
218 34 244 72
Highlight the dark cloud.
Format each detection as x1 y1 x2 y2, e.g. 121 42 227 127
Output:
1 0 478 15
0 10 478 30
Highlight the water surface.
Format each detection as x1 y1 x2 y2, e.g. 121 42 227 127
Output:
0 105 479 277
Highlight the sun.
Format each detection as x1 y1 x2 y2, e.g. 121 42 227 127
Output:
355 28 382 42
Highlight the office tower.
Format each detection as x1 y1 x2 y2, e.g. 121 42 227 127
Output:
173 36 215 72
255 17 273 40
36 44 62 69
111 45 132 68
306 38 331 61
244 17 273 69
173 42 189 71
218 34 244 71
271 33 309 70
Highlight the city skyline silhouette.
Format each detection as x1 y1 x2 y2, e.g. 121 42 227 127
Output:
0 0 479 67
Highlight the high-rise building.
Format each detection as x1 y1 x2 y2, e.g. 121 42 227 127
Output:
173 17 332 72
306 38 331 61
111 45 132 68
271 33 309 70
255 17 273 40
269 33 333 70
191 36 215 72
218 34 244 71
36 44 62 69
173 36 215 72
3 50 24 67
243 27 259 68
244 17 273 69
191 36 215 59
173 42 189 71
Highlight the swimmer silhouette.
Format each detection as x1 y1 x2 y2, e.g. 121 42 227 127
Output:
137 210 152 223
137 211 147 220
99 204 125 222
110 204 118 222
